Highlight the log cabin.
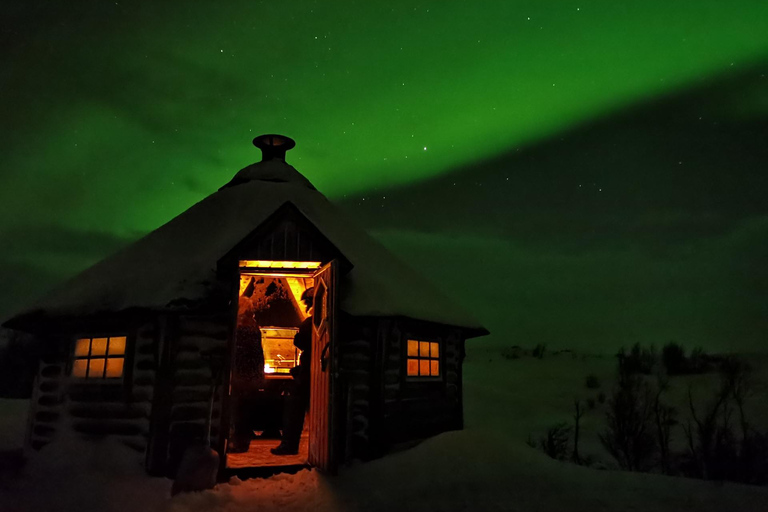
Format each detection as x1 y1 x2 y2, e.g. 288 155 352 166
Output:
3 134 488 477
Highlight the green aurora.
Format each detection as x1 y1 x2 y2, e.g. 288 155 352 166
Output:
1 0 767 352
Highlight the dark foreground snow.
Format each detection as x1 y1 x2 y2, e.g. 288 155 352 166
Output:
2 354 768 512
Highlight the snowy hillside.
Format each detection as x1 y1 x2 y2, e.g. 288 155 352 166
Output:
2 350 767 512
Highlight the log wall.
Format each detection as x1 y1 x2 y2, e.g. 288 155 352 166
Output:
374 319 465 450
27 351 67 451
25 322 156 459
165 314 229 475
336 317 375 462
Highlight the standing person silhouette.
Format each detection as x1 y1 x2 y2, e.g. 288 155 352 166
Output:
271 287 313 455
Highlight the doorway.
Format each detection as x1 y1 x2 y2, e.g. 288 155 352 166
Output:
224 260 336 471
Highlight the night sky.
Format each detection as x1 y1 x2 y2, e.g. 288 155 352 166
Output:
1 1 767 352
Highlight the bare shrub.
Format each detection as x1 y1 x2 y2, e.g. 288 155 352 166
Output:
532 343 547 359
682 357 768 484
585 373 600 389
573 400 585 464
501 346 523 360
661 342 686 375
599 367 656 471
617 343 657 376
652 374 677 475
539 423 572 460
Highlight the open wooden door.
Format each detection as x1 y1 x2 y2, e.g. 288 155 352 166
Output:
308 260 338 472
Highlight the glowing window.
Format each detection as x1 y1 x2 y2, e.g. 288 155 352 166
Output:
72 336 126 379
406 339 440 378
261 327 301 377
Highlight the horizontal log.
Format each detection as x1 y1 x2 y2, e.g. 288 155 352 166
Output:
35 411 60 423
41 366 62 378
38 395 63 406
173 388 221 404
69 403 149 420
174 358 208 371
169 421 219 438
33 425 56 437
178 321 228 339
31 439 50 450
137 343 156 355
40 381 60 393
171 405 220 422
134 375 155 386
72 420 147 436
135 359 156 371
173 370 212 387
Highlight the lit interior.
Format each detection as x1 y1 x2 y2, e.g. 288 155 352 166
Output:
261 327 301 375
406 339 440 377
239 260 321 269
72 336 126 379
236 263 317 379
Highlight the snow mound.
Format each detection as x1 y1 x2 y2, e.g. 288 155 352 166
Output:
169 470 338 512
3 430 170 512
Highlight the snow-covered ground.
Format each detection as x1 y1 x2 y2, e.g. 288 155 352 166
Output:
2 350 768 512
0 399 27 452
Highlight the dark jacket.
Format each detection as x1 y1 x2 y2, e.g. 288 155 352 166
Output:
291 316 312 387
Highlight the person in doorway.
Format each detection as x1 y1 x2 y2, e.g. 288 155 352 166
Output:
271 287 314 455
228 291 265 453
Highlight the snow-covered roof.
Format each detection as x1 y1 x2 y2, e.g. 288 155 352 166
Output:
7 158 487 335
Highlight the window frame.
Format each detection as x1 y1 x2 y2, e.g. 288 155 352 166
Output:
404 336 443 382
70 333 130 382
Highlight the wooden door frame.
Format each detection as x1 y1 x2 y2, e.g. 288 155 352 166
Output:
307 259 339 473
219 261 323 473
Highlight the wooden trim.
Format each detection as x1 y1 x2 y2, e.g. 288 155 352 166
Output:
145 314 176 476
217 265 241 475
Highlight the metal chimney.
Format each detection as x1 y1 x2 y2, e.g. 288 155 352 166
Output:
253 134 296 161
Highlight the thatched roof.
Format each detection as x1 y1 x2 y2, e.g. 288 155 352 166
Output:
5 158 487 336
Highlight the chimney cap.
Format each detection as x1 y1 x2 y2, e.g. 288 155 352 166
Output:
253 134 295 161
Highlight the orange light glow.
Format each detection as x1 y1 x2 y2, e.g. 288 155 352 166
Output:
261 327 300 377
406 339 441 378
75 338 90 357
105 358 124 378
91 337 108 356
286 277 314 319
109 336 126 355
89 358 105 377
72 359 88 378
72 335 126 379
239 260 321 269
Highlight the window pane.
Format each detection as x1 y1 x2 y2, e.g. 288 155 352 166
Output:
407 358 419 376
75 338 91 357
88 358 105 378
91 338 108 356
108 336 126 356
430 360 440 376
430 342 439 358
72 359 88 378
105 358 124 378
419 359 430 376
419 341 430 357
407 340 419 357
